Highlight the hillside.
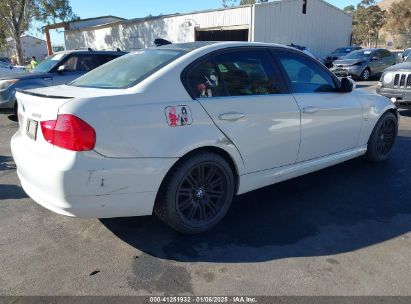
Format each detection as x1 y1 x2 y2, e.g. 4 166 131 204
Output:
378 0 400 10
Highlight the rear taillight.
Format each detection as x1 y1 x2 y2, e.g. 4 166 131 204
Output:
40 114 96 151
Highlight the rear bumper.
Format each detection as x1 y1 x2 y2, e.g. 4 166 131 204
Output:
11 131 177 218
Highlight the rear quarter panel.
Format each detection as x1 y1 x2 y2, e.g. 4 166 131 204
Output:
59 91 245 175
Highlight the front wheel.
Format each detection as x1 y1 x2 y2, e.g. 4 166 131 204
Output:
360 68 371 81
366 112 398 162
155 151 235 234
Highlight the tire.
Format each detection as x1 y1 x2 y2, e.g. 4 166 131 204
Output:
14 101 18 117
366 112 398 162
360 68 371 81
154 151 235 234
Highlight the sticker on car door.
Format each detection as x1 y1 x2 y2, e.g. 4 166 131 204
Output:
165 106 193 127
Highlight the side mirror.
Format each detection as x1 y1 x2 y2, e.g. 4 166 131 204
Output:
340 77 354 93
371 56 379 61
57 65 66 73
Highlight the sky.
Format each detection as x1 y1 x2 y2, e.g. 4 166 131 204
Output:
34 0 361 46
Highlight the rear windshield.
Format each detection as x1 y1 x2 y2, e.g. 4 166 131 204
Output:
70 49 186 89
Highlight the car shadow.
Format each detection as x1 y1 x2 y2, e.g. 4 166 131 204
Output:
8 114 17 122
101 136 411 263
0 184 28 200
400 109 411 118
0 155 16 171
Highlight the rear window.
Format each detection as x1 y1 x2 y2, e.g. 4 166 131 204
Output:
70 49 186 89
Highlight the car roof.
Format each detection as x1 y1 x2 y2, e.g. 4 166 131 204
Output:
52 50 127 56
156 41 294 53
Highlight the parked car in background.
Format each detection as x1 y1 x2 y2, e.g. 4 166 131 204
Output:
330 48 397 81
0 49 127 114
287 43 319 61
377 56 411 108
398 48 411 62
12 42 398 234
323 46 362 68
0 61 27 76
0 57 12 65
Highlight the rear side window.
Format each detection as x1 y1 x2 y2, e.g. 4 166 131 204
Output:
187 60 226 98
276 52 336 93
214 50 284 96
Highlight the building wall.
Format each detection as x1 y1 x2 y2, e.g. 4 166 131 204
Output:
64 6 252 51
68 17 125 30
0 36 48 61
64 0 352 58
253 0 352 58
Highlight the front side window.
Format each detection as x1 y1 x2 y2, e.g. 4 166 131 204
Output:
214 50 284 96
32 53 66 73
71 49 186 89
61 55 114 72
276 52 336 93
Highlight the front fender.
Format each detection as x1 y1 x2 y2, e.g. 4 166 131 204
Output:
356 90 398 145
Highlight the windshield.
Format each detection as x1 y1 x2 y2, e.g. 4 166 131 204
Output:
71 49 186 89
406 55 411 62
333 48 353 54
344 50 373 60
32 53 65 73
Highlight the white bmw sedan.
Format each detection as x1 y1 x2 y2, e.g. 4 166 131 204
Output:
11 42 398 234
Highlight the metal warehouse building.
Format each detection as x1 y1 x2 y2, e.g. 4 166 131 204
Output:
63 0 352 58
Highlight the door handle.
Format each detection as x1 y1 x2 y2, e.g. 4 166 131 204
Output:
218 112 246 121
302 106 319 114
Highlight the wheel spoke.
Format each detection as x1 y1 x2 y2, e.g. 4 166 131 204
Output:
198 165 206 182
178 187 192 197
186 173 197 187
205 198 218 214
198 201 207 221
205 166 217 183
209 176 224 188
207 189 224 196
186 205 197 220
179 198 193 211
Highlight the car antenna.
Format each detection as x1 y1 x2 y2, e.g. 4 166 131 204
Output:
154 38 172 47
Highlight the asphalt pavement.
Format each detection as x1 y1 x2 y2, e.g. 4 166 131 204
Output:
1 82 411 296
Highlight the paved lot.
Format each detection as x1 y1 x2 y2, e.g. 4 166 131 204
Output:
1 82 411 296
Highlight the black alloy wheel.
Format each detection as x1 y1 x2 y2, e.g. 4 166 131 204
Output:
375 118 397 157
155 151 235 234
366 112 398 162
176 162 229 225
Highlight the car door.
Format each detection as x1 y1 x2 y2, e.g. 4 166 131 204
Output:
185 48 301 174
371 50 386 74
382 50 396 68
274 49 363 163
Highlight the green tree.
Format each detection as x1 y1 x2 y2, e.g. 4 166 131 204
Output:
0 20 7 52
386 0 411 42
343 5 355 14
0 0 77 64
351 0 386 47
